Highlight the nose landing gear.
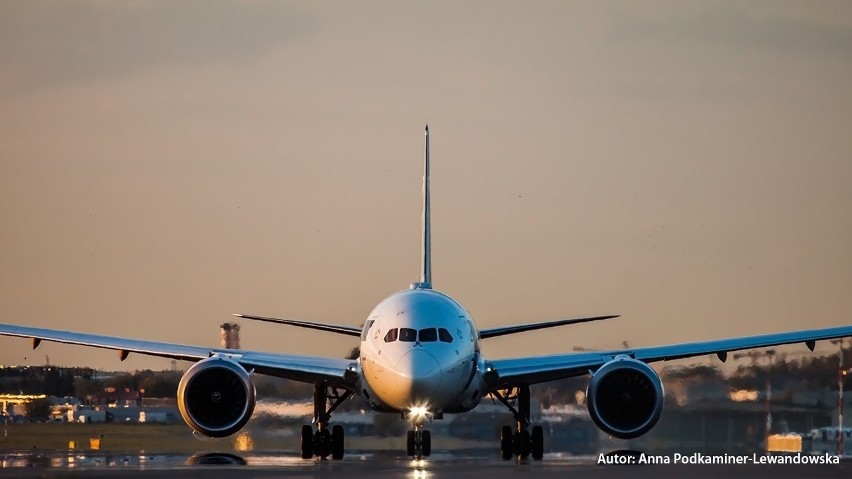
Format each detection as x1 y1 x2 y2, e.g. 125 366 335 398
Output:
406 428 432 458
493 385 544 460
300 383 352 460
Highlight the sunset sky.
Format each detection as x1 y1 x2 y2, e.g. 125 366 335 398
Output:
1 1 851 371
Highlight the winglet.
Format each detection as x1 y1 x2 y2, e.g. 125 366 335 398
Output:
413 125 432 290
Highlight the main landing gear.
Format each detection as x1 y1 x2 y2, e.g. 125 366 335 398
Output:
300 383 352 460
493 385 544 460
406 428 432 458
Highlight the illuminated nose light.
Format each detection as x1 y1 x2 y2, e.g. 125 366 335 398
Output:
410 406 429 417
407 406 431 424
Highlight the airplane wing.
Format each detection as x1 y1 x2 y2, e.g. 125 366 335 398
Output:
485 324 852 388
0 323 357 387
233 314 362 337
479 314 619 339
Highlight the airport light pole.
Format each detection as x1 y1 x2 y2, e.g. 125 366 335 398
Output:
832 338 849 456
766 350 775 437
840 368 846 456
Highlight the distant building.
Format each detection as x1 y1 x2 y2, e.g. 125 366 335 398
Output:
0 394 48 420
139 408 180 424
100 387 143 407
49 397 81 422
70 406 107 423
829 396 852 428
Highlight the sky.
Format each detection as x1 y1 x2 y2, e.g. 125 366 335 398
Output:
1 1 851 372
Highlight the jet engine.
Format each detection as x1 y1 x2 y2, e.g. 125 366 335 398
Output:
177 356 256 438
586 356 664 439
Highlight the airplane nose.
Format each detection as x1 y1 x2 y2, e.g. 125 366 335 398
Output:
395 350 442 402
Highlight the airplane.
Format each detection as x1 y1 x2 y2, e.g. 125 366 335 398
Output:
1 126 851 461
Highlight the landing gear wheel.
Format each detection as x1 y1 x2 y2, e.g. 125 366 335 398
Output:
531 425 543 460
421 430 431 457
331 425 345 460
300 424 314 459
514 429 530 459
492 386 540 461
500 425 514 460
307 383 353 460
406 429 431 457
407 430 416 457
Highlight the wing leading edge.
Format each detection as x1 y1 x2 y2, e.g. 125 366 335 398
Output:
0 323 356 387
486 324 852 388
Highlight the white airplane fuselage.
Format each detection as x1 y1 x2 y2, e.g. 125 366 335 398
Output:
357 286 487 420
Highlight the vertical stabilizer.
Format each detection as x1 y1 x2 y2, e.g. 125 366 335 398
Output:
417 125 432 289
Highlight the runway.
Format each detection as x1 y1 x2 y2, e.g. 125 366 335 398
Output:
2 450 851 479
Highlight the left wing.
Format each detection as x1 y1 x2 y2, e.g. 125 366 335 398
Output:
0 323 356 387
486 324 852 388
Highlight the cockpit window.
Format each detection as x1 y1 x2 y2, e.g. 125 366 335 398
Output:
383 327 454 344
384 328 398 343
418 328 437 342
399 328 417 342
361 320 375 341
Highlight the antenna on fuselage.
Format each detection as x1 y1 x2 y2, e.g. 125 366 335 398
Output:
412 125 432 290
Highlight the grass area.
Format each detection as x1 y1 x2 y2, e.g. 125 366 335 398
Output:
0 423 494 453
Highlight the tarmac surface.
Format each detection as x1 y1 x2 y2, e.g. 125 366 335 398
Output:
2 450 851 479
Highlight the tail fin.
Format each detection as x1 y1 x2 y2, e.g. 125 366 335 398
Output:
414 125 432 289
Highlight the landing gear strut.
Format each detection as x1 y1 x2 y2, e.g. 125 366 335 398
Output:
493 385 544 460
406 427 431 458
300 383 352 460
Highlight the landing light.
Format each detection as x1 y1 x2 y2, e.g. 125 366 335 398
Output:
408 406 430 421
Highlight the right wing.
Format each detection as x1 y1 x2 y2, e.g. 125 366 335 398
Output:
233 314 362 337
0 323 357 387
486 324 852 388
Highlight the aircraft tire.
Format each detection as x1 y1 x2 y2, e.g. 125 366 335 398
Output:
331 425 344 460
500 426 513 460
300 425 313 459
531 425 544 460
406 430 416 457
421 430 431 457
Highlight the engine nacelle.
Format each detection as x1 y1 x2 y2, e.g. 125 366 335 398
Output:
586 356 664 439
177 356 256 438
